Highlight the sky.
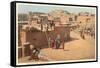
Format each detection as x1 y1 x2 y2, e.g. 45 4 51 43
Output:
17 3 96 14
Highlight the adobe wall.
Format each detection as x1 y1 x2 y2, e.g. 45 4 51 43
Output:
24 26 70 49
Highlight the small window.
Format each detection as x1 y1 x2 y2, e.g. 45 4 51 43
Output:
69 18 73 21
75 16 77 21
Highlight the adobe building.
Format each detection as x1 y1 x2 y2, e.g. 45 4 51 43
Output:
76 12 96 29
18 10 95 58
18 21 71 58
17 11 73 58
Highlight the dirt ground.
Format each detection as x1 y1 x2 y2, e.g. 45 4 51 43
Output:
18 31 96 64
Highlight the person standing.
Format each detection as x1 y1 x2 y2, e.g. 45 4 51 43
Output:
62 41 65 50
51 39 55 49
64 33 67 42
80 29 85 39
55 34 61 49
48 37 51 48
41 24 43 31
60 33 67 50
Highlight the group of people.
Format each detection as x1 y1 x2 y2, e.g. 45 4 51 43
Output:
40 20 55 31
48 34 67 49
28 34 68 61
79 28 95 39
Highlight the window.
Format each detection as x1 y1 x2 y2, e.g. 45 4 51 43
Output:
69 18 73 21
75 16 77 21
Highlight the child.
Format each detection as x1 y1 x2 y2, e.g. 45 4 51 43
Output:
29 45 40 61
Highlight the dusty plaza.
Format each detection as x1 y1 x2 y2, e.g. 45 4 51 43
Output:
16 3 97 64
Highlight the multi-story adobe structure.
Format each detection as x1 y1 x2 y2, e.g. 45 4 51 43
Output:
18 10 95 58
